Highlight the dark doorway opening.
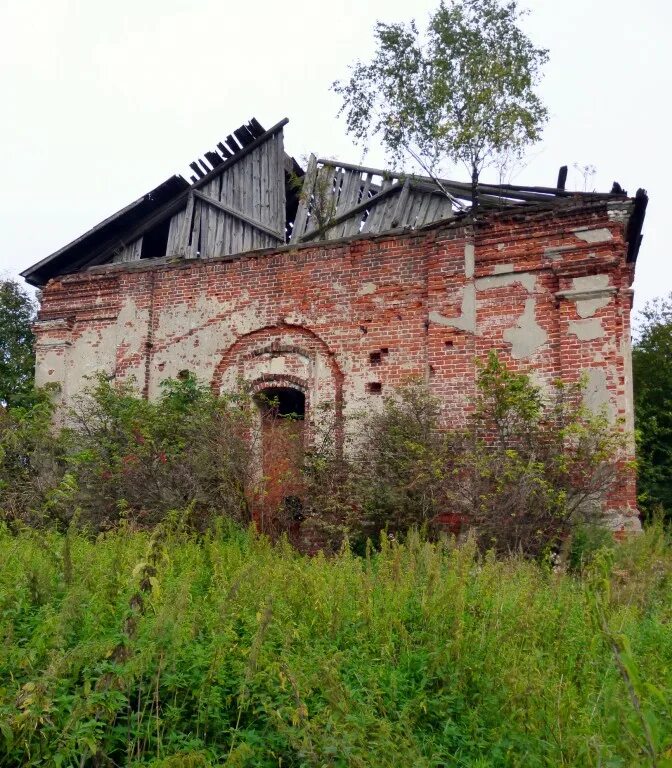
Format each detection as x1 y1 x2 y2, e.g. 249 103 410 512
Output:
255 386 305 419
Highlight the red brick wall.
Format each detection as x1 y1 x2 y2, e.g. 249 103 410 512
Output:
34 201 639 532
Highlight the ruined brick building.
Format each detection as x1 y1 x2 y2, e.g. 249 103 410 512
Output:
22 118 648 533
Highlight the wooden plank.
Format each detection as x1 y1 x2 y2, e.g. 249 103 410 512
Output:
193 191 285 243
191 199 202 257
300 178 401 241
415 192 435 227
275 130 286 240
178 192 195 256
166 209 184 256
213 175 225 258
249 117 266 139
224 134 241 155
334 169 360 237
241 153 252 252
291 154 317 241
390 178 411 228
205 150 224 169
362 178 395 233
234 125 255 148
190 162 205 180
252 145 261 249
403 190 423 228
217 142 233 159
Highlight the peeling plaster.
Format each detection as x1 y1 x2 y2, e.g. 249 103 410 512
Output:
476 271 536 293
493 263 514 274
573 275 610 292
582 368 615 418
429 283 476 332
572 227 613 243
503 298 548 359
556 275 613 318
464 243 475 278
569 318 605 340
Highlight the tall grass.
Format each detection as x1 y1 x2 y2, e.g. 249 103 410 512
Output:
0 522 670 767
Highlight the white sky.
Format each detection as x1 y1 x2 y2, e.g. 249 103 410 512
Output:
1 0 669 322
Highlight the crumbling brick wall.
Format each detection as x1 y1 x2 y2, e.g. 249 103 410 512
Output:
34 201 639 533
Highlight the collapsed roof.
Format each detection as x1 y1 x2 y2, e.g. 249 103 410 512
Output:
21 117 648 288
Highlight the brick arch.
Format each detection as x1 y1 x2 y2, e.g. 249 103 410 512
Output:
210 324 344 405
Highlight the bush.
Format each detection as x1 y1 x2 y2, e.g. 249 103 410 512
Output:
303 354 627 557
0 375 254 531
1 356 628 556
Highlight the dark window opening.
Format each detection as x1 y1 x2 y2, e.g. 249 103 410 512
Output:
369 351 382 365
256 386 305 419
141 218 171 260
380 347 389 355
366 382 382 394
445 340 454 348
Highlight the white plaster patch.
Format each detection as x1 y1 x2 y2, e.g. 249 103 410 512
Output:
464 243 475 279
503 298 548 359
582 368 615 418
569 318 605 341
572 227 613 244
493 263 514 275
476 271 536 293
429 283 475 332
573 274 610 292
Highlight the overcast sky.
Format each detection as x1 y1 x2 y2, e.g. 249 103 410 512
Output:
1 0 669 323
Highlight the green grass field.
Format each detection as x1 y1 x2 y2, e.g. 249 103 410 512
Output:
1 522 671 767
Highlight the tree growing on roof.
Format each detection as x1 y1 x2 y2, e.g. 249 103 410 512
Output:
333 0 549 210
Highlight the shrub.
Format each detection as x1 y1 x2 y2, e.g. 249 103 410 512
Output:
62 374 254 530
301 354 627 557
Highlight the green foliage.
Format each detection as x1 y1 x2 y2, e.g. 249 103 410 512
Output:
0 523 671 766
633 293 672 519
333 0 549 196
0 374 254 531
305 355 626 557
0 389 59 523
0 279 36 408
459 354 627 555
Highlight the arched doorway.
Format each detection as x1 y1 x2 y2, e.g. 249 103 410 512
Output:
254 386 306 536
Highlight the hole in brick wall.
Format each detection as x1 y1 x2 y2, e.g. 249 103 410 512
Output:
444 340 454 348
177 369 190 380
369 351 382 365
360 325 368 335
366 382 382 394
380 347 389 355
428 364 435 377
